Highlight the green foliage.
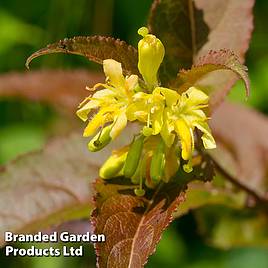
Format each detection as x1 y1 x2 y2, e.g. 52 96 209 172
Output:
0 9 43 54
0 124 45 164
196 207 268 248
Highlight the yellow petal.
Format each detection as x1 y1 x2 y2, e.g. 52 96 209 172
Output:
175 119 193 160
194 121 216 149
151 106 164 135
132 91 150 101
83 113 106 137
126 102 148 122
76 100 99 121
154 87 180 106
110 112 127 139
160 109 175 147
125 75 139 93
103 59 125 88
181 110 207 126
92 88 115 99
185 87 209 106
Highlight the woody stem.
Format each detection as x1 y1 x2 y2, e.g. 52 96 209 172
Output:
212 157 268 210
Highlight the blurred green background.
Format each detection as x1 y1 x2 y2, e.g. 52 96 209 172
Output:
0 0 268 267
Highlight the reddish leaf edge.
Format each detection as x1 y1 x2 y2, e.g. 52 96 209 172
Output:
90 154 214 267
175 49 250 98
25 36 139 76
91 178 187 268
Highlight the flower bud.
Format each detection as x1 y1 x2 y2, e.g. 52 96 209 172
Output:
150 138 166 183
138 27 165 90
124 135 145 178
130 153 144 185
99 151 127 179
88 124 112 152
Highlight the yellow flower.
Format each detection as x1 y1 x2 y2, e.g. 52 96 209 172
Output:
160 86 216 172
77 26 216 183
77 59 139 144
126 89 165 136
125 84 215 173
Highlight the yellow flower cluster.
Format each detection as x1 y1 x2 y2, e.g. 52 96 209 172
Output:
77 27 216 195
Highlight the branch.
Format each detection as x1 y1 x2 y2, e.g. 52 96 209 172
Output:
212 157 268 210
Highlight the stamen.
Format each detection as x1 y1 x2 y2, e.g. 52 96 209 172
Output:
183 159 193 173
93 125 104 147
134 175 145 196
147 112 151 127
138 27 149 37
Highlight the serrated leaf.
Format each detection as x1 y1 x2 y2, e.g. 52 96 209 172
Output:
194 0 254 106
26 36 139 76
149 0 254 95
175 49 250 103
148 0 209 85
210 102 268 197
92 155 214 268
195 0 254 59
0 125 138 247
0 133 93 247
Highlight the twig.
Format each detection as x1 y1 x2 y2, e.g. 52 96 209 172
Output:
212 158 268 207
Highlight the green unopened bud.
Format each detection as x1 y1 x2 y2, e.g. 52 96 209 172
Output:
99 151 127 179
124 135 145 178
130 156 143 185
150 138 166 183
88 125 112 152
138 27 165 91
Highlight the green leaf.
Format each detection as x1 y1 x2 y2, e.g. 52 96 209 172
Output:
26 36 139 76
0 9 44 53
148 0 209 85
92 154 214 267
175 49 250 104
